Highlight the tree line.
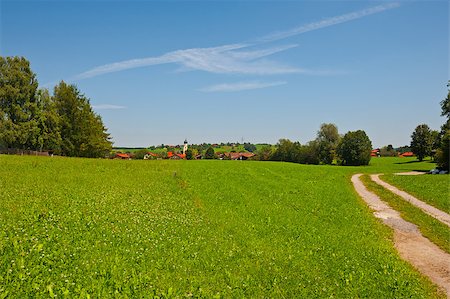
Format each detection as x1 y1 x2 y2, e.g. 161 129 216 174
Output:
410 82 449 171
254 124 372 166
0 56 112 157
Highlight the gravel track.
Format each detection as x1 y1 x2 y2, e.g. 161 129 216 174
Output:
352 174 450 297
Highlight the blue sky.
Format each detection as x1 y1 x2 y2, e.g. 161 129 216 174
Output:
1 0 448 147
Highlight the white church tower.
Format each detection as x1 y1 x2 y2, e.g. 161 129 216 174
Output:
183 139 188 155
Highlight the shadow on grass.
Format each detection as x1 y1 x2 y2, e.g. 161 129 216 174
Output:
394 160 434 165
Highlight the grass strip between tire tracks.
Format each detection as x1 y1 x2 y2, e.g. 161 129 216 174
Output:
360 175 450 254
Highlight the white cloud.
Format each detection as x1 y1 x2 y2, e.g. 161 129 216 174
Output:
199 81 287 92
75 44 300 79
92 104 127 110
73 3 400 80
258 2 401 42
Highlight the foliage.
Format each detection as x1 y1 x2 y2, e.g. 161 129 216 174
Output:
256 145 274 161
53 81 112 158
298 141 320 165
395 146 411 154
379 145 397 157
316 123 340 164
0 56 40 149
185 148 194 160
270 139 300 163
337 130 372 166
436 82 449 170
204 146 215 159
435 131 449 171
132 149 148 160
0 156 442 298
0 57 111 158
34 89 62 153
410 124 432 162
243 143 257 152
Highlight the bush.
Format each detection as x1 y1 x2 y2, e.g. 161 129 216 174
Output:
337 130 372 166
133 149 148 160
186 149 194 160
204 146 215 159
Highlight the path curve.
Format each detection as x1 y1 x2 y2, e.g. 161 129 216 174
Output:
371 174 450 228
351 174 450 296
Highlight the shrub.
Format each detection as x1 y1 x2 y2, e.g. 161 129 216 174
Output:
204 146 215 159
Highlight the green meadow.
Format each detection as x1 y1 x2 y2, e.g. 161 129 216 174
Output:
382 173 450 214
0 155 446 298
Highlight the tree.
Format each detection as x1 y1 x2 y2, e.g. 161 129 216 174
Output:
316 123 340 164
34 89 62 153
256 145 274 161
185 148 194 160
298 141 320 165
0 56 40 150
337 130 372 166
271 139 301 163
53 81 112 157
243 143 257 153
204 146 215 159
380 145 396 157
436 82 450 170
410 124 432 161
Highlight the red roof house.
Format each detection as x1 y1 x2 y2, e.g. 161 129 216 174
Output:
400 152 414 157
114 153 131 160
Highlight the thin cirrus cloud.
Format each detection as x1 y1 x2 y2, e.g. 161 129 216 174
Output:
256 2 400 43
73 2 400 80
199 81 287 92
92 104 127 110
76 44 301 79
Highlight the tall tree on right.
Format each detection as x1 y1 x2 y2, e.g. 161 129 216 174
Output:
436 82 449 170
410 124 432 161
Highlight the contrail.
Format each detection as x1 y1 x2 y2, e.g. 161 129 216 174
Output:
71 2 400 81
257 2 401 43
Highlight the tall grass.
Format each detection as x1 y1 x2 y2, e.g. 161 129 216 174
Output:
0 156 443 298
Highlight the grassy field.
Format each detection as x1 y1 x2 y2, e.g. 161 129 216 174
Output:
0 155 444 298
382 173 450 214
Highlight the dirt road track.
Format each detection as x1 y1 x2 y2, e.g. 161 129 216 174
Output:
371 174 450 228
351 174 450 297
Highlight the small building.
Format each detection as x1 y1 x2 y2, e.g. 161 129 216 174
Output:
400 152 414 157
114 153 131 160
224 152 256 160
371 149 380 157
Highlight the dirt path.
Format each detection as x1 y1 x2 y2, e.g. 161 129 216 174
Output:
371 174 450 228
394 171 426 176
351 174 450 297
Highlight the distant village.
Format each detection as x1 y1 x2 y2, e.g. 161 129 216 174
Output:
112 140 416 161
112 140 257 161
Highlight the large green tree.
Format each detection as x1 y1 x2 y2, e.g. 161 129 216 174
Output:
410 124 432 161
0 56 40 149
316 123 340 164
337 130 372 166
53 81 112 157
34 89 62 152
436 83 449 170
